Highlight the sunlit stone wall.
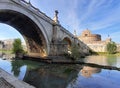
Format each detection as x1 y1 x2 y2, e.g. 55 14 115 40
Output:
78 29 112 52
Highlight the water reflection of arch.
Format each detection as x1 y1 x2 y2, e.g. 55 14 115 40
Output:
23 66 78 88
80 66 101 78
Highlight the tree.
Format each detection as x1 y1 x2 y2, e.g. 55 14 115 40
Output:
70 43 80 60
106 42 117 54
12 38 24 54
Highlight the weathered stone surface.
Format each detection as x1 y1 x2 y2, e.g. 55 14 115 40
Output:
0 68 35 88
0 77 15 88
78 29 112 52
0 0 90 57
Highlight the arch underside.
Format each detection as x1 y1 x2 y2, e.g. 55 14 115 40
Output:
63 37 71 46
0 10 47 57
62 37 72 52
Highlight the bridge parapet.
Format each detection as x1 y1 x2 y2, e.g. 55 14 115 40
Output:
0 0 90 57
10 0 54 24
49 23 90 56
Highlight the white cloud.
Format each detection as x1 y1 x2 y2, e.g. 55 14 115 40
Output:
59 0 81 34
79 0 120 31
79 0 98 23
26 0 120 42
31 0 81 34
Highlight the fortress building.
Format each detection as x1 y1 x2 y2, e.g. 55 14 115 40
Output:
78 29 111 52
78 29 101 43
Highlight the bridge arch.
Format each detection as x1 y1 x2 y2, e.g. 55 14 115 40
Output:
0 1 50 57
62 37 72 52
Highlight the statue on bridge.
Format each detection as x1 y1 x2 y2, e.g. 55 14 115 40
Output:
53 10 59 24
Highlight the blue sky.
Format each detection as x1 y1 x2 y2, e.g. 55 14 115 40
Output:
0 0 120 43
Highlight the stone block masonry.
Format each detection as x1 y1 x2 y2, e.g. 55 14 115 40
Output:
0 68 35 88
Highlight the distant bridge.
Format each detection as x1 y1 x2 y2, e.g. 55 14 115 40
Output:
0 0 89 57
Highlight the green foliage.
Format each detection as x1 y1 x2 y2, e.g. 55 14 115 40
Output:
70 43 80 60
12 38 24 54
64 68 73 74
107 55 117 65
96 52 108 55
0 50 12 54
11 60 23 76
106 42 117 54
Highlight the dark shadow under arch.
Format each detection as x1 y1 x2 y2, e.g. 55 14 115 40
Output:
0 10 47 57
62 37 72 51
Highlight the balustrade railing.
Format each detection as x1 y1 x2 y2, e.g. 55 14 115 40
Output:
11 0 54 23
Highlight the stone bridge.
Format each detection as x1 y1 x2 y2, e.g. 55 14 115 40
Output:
0 0 89 57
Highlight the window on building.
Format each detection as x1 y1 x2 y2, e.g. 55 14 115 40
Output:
85 34 88 36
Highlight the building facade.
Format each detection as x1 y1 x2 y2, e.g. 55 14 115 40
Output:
78 29 111 52
0 39 27 51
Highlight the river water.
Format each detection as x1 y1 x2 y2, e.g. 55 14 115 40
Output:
0 54 120 88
